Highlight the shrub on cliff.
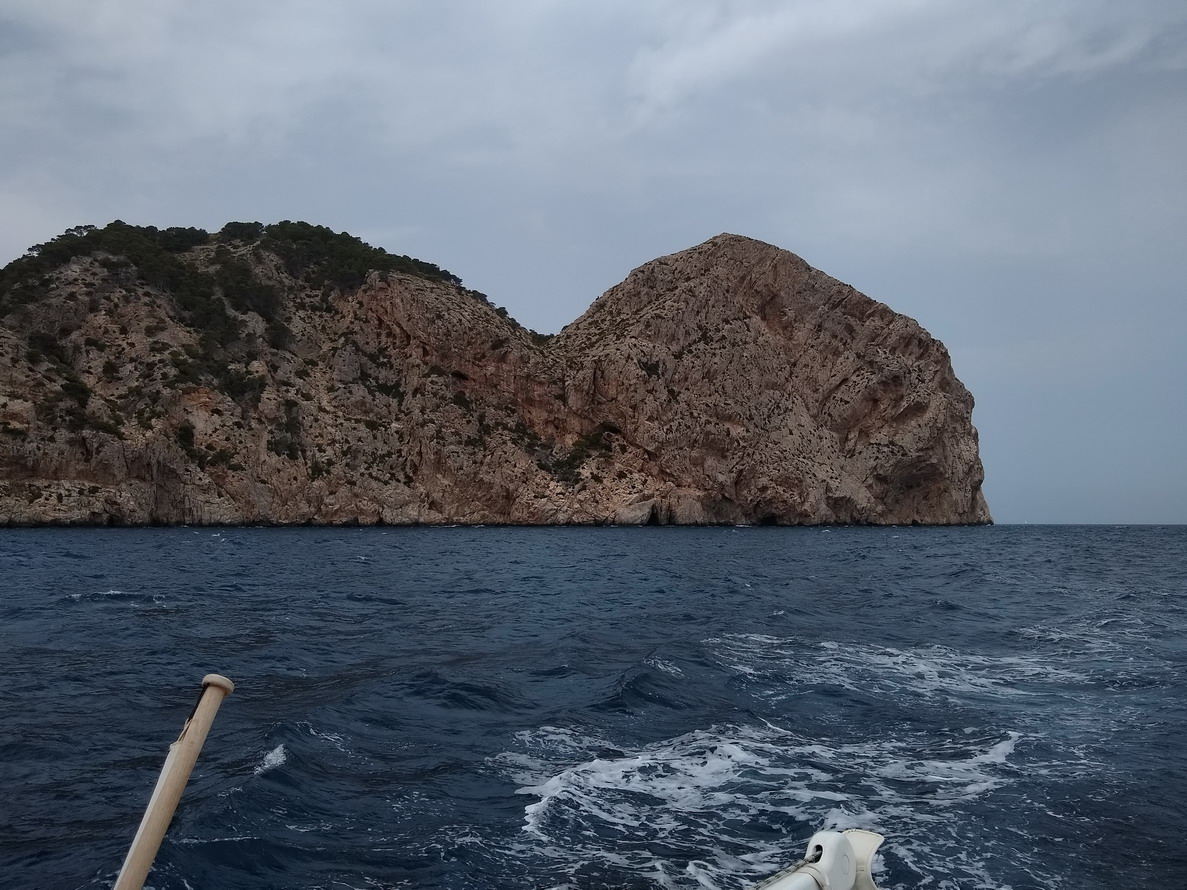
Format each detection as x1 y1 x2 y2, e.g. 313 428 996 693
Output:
260 221 463 290
213 248 282 320
1 219 462 317
0 222 221 323
218 221 266 242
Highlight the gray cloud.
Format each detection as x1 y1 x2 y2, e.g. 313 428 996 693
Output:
2 0 1184 521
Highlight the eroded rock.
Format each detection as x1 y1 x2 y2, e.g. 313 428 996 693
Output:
0 225 990 525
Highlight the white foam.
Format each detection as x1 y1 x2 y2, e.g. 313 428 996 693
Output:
645 656 685 677
1017 609 1154 658
494 722 1043 890
69 588 126 601
66 588 171 610
300 721 351 754
708 633 1085 702
176 834 259 845
481 623 1125 887
973 733 1020 765
254 744 287 775
869 733 1022 803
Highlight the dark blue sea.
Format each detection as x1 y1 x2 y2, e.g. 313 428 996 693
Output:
2 526 1185 890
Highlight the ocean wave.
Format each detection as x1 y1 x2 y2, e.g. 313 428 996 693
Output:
494 722 1035 889
255 744 287 775
10 525 1183 890
1016 610 1156 651
707 634 1086 702
65 588 168 608
645 655 685 678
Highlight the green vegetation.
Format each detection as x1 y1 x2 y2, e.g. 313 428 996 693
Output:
1 222 212 316
213 246 280 319
59 379 91 407
2 219 462 319
357 365 404 403
176 421 196 452
204 447 235 468
256 220 461 290
546 423 620 483
468 288 551 342
210 247 289 348
33 370 97 433
529 424 621 488
87 416 124 438
372 380 403 401
26 330 62 365
0 220 477 437
220 369 265 404
0 222 271 407
267 399 302 460
218 221 266 242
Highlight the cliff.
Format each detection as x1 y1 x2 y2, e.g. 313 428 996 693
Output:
0 222 990 525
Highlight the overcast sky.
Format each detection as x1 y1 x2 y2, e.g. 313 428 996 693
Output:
2 0 1184 523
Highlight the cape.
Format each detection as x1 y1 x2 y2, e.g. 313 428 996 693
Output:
0 221 990 525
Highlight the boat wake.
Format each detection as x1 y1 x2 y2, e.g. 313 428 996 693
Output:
494 721 1032 890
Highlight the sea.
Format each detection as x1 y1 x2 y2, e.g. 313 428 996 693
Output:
1 525 1184 890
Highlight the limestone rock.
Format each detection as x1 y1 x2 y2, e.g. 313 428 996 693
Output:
0 223 990 525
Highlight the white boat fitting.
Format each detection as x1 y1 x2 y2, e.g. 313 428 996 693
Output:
749 829 884 890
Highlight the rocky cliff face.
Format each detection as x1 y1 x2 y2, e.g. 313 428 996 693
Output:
0 222 990 525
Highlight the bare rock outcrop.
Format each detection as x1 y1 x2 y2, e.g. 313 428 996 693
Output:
0 222 989 525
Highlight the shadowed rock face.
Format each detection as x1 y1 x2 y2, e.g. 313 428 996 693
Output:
0 226 990 525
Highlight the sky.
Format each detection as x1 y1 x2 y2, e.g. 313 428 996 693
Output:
1 0 1184 523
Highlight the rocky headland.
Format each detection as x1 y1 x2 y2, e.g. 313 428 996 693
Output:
0 222 990 525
